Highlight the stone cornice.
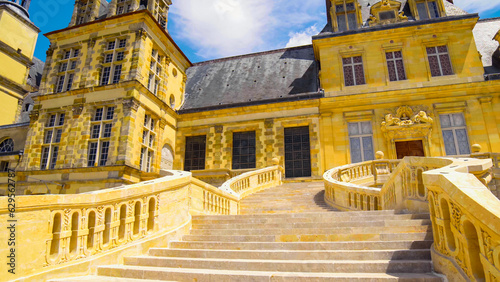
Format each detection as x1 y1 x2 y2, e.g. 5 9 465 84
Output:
0 74 30 96
0 39 34 67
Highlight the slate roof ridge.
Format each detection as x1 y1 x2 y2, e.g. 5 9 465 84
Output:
192 45 314 67
478 17 500 23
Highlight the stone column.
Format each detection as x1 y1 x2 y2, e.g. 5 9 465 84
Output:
119 98 140 167
107 0 118 17
68 1 79 27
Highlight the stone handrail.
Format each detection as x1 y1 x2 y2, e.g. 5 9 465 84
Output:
219 165 283 199
424 158 500 281
324 156 498 281
0 170 238 281
323 159 400 211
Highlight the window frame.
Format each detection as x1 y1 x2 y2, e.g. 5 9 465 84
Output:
41 113 65 170
100 38 126 86
439 112 471 156
87 107 115 167
415 0 441 20
140 114 157 172
347 121 375 163
148 49 164 96
55 48 80 93
342 55 366 87
385 50 407 82
426 45 453 77
331 0 361 32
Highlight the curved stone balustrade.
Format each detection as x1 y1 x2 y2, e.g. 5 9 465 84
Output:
0 170 238 280
323 159 400 211
219 165 283 199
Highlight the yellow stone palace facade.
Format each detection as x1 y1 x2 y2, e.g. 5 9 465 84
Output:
0 0 499 195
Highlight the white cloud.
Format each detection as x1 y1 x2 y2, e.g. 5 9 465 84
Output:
285 25 319 48
169 0 325 60
453 0 500 14
169 0 273 59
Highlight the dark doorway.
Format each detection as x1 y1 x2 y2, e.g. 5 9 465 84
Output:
284 126 311 178
395 140 425 159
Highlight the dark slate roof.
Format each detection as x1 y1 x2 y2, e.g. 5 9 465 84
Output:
27 57 44 89
473 17 500 68
320 0 467 34
180 45 320 112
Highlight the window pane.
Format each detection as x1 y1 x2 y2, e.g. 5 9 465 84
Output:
337 14 347 32
94 108 103 121
417 2 429 19
439 54 453 75
442 130 457 155
350 137 362 163
428 55 441 77
335 4 344 12
50 147 59 169
58 114 65 126
348 123 359 135
354 64 365 85
55 129 62 143
106 107 115 120
344 65 355 86
103 123 112 138
396 60 406 80
100 141 110 166
456 129 470 155
440 114 451 128
362 136 374 161
345 2 355 11
360 122 372 134
452 113 465 127
347 13 357 30
41 147 50 169
45 130 53 144
88 142 98 166
428 1 439 18
387 60 397 81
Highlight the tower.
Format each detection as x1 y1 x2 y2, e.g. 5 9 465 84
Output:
0 0 39 125
17 0 190 194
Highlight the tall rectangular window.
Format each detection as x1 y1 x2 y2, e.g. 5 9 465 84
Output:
232 131 256 170
184 135 206 171
41 113 65 170
343 56 365 86
148 49 163 96
416 0 440 19
100 38 126 86
440 113 470 156
427 46 453 77
348 121 374 163
386 51 406 81
55 48 79 93
335 2 358 32
88 107 114 167
140 114 156 172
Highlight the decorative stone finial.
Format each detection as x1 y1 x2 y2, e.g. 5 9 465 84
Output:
471 144 482 153
272 157 280 165
375 151 385 160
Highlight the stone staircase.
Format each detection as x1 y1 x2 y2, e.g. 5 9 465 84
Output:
51 182 442 281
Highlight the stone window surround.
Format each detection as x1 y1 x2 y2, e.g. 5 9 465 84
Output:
100 38 127 86
55 48 80 93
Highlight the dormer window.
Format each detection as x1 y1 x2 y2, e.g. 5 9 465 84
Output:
330 0 361 32
368 0 407 26
409 0 445 20
417 0 440 19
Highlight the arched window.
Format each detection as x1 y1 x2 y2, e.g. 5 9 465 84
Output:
169 95 175 109
0 138 14 153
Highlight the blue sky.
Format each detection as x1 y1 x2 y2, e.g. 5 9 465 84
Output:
31 0 500 63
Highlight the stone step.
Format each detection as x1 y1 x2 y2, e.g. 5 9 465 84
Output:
123 256 433 273
192 214 430 224
192 210 428 220
182 231 433 242
49 276 173 282
188 225 432 236
148 248 431 261
97 265 443 281
192 219 432 229
169 240 434 250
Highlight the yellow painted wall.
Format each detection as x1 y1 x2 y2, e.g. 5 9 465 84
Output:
0 9 38 59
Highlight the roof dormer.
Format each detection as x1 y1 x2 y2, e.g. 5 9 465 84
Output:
330 0 363 33
408 0 446 20
368 0 407 26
